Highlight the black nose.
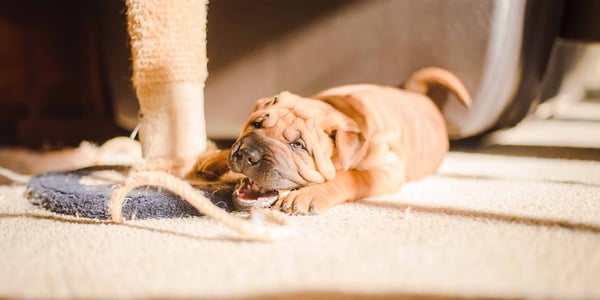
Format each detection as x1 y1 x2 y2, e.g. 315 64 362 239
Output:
229 142 263 173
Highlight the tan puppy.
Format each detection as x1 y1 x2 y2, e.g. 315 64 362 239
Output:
195 67 471 214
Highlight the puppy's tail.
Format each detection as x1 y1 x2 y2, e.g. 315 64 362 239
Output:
404 67 471 108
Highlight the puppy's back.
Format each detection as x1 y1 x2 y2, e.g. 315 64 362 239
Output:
316 84 450 181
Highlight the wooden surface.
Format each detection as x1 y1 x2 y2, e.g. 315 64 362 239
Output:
0 0 121 148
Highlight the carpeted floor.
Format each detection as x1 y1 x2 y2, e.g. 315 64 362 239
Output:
1 103 599 299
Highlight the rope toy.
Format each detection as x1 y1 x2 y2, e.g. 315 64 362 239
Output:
109 170 296 242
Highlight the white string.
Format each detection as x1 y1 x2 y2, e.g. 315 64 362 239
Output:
0 166 30 184
129 124 140 140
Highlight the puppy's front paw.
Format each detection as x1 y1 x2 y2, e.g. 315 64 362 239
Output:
275 186 335 215
191 150 230 181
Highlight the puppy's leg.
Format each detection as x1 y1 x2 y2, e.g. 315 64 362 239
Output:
278 165 405 215
189 149 231 181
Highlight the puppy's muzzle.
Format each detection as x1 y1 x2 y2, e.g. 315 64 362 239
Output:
228 135 265 175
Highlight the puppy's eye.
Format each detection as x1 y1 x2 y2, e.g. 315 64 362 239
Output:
251 120 263 129
251 113 270 129
289 140 307 152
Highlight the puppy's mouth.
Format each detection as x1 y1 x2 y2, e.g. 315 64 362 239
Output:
233 178 287 211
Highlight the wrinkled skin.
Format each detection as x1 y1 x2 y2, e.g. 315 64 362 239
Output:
194 67 471 215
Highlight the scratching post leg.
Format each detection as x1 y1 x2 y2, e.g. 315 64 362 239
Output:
126 0 208 176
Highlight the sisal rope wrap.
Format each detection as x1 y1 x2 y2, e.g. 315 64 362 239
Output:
126 0 209 171
127 0 208 85
109 171 296 242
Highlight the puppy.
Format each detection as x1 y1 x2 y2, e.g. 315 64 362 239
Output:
195 67 471 214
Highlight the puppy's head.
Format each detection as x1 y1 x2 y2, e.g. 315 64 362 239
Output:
228 92 365 208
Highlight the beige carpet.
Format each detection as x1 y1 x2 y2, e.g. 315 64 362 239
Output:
1 110 600 299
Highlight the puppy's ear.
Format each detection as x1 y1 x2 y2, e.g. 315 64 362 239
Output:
253 91 292 111
253 97 276 111
331 130 366 170
323 109 367 170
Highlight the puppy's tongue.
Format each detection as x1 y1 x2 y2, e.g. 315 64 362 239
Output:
233 178 279 211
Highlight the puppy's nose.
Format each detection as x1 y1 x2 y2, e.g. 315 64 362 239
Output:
229 143 263 173
239 145 262 165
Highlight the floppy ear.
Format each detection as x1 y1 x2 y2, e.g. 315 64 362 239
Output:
253 97 276 112
330 128 367 171
253 91 293 111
